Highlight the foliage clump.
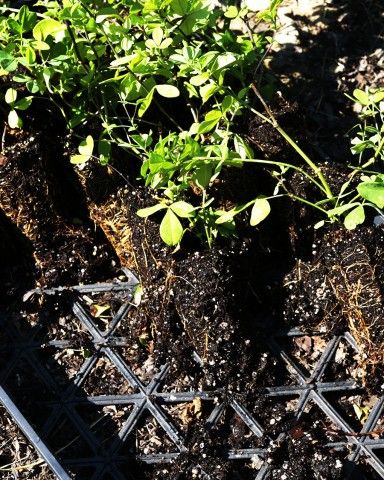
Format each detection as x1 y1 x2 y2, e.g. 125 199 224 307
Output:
2 0 384 246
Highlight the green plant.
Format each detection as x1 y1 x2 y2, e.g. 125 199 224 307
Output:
349 88 384 166
6 0 358 245
1 0 287 246
318 87 384 230
3 87 33 128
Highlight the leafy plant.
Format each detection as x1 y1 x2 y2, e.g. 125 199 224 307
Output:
6 0 353 246
321 88 384 230
349 88 384 166
3 87 32 128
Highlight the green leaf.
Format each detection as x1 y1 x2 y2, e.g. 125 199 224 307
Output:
14 97 32 110
152 26 163 46
327 203 360 217
138 88 154 117
357 181 384 208
250 198 271 226
155 84 180 98
24 46 36 65
160 209 183 246
180 9 208 35
0 51 18 73
344 205 365 230
234 134 253 159
98 138 111 164
8 19 22 35
70 135 94 164
372 90 384 103
70 155 89 164
8 110 22 129
79 135 94 156
189 74 209 87
171 0 189 15
145 39 156 49
160 38 172 49
95 7 119 23
197 110 222 134
5 88 17 104
193 163 212 189
222 95 234 113
33 18 66 41
215 209 237 224
137 203 167 217
199 82 219 103
353 89 369 106
224 6 239 18
170 201 195 218
214 53 237 71
110 54 136 67
17 5 37 32
31 40 50 51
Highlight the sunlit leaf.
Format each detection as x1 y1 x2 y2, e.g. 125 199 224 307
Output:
137 203 167 217
90 304 110 317
5 88 17 104
152 26 163 46
155 84 180 98
224 6 238 18
197 109 222 134
70 135 94 164
199 82 219 103
78 135 94 156
160 209 183 246
357 181 384 208
170 201 195 218
353 89 369 106
344 205 365 230
250 198 271 226
215 210 235 224
372 90 384 103
8 109 22 129
33 18 66 41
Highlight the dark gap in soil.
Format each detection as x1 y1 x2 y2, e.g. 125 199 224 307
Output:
0 208 36 306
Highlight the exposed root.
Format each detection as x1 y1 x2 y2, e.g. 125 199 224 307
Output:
88 193 137 271
328 244 384 384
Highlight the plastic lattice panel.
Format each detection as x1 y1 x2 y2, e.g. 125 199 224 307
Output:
0 273 383 480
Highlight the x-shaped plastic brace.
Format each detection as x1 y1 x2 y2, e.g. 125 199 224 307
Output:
327 395 384 479
265 331 384 478
266 332 358 415
37 299 195 480
206 398 269 480
0 280 140 480
43 299 273 480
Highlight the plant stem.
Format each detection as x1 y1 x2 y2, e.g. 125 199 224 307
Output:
373 135 384 161
193 156 331 196
249 83 334 200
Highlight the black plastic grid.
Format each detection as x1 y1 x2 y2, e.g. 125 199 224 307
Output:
0 273 383 480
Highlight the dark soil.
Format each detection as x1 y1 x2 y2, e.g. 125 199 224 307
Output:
1 1 384 479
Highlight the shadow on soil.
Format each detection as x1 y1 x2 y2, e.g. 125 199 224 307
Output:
270 0 384 162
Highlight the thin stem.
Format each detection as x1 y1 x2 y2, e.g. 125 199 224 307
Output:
249 83 334 200
192 156 328 195
373 135 384 162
